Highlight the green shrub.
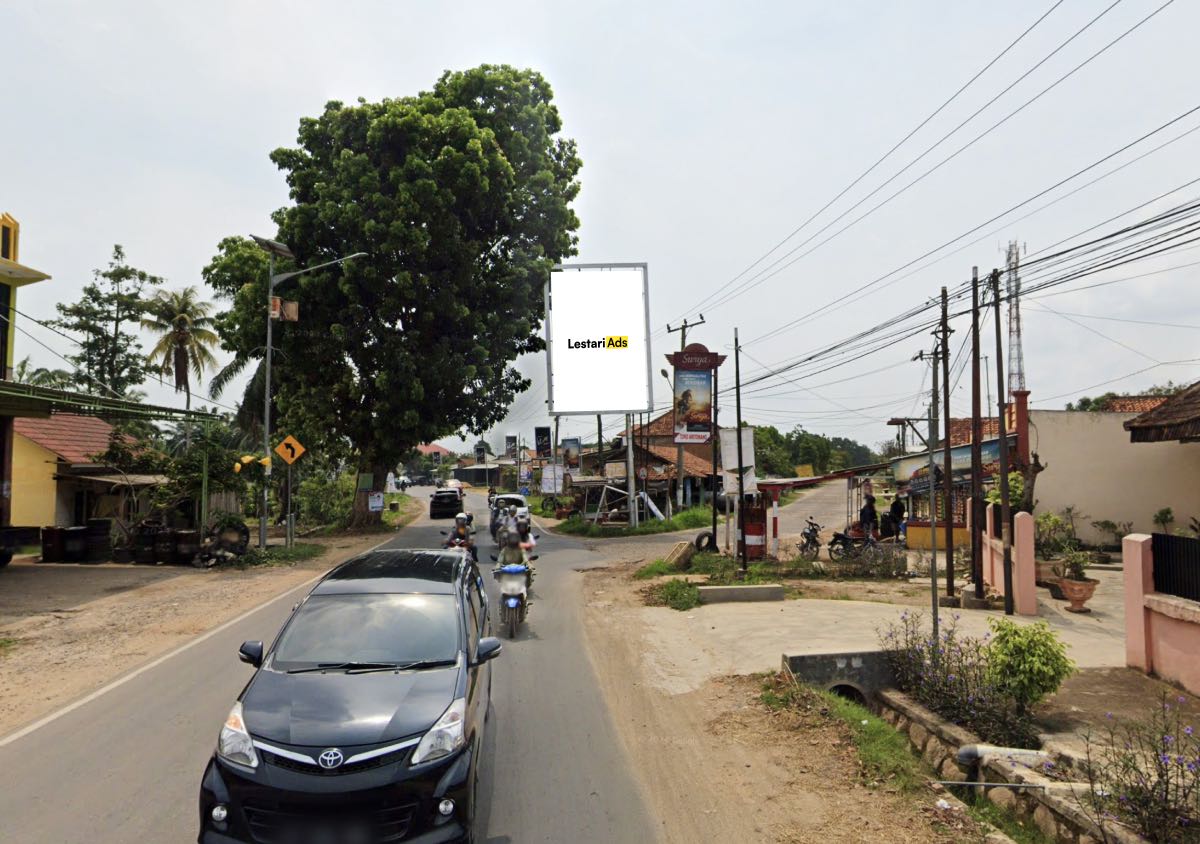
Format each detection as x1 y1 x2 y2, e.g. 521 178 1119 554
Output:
985 619 1074 716
235 542 325 569
1154 507 1175 533
819 689 924 791
655 579 701 611
296 470 357 526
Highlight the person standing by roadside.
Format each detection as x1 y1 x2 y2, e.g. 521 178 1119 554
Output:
889 495 906 538
859 494 879 540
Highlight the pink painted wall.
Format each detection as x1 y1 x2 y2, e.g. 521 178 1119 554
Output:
1124 534 1200 695
981 505 1037 616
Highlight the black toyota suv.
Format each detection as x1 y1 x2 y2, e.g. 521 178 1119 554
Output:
198 549 499 844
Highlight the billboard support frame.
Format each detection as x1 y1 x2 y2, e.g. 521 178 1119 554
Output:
545 262 653 417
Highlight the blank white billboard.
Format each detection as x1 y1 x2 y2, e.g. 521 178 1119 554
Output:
546 264 653 415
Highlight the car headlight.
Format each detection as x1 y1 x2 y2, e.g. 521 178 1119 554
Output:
410 698 466 764
217 702 259 769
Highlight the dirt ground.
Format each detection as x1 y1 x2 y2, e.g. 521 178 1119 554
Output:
581 558 994 843
0 531 390 738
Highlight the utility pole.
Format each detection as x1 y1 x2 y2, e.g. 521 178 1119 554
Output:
734 327 746 573
667 315 705 509
928 387 940 644
711 366 720 546
991 269 1014 615
940 286 954 597
970 267 984 601
596 414 603 468
625 414 637 527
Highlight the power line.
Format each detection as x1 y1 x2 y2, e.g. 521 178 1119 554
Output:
742 11 1187 346
700 0 1166 331
660 0 1071 331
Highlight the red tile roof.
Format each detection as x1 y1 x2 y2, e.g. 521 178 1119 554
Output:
644 443 713 479
943 417 1000 448
417 443 453 457
628 411 676 438
1100 396 1169 413
14 414 115 464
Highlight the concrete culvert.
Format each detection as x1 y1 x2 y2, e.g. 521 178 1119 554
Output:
828 683 867 706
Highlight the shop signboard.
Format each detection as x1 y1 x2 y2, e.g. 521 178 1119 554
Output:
505 435 518 458
719 426 757 494
893 436 1014 493
561 437 581 470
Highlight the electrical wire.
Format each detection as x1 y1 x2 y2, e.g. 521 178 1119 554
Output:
659 0 1071 333
700 1 1177 342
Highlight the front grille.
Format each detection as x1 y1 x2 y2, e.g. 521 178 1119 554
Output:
262 745 409 776
243 801 418 843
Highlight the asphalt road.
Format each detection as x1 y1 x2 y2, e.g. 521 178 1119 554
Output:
0 488 656 843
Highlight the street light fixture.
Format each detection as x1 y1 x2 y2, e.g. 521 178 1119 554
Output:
251 235 367 548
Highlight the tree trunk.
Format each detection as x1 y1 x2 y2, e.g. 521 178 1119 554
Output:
348 460 389 528
184 385 192 450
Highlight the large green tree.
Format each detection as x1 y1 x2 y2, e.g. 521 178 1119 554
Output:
206 65 581 523
51 245 162 397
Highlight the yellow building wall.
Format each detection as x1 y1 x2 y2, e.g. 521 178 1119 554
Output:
12 434 58 526
906 524 971 551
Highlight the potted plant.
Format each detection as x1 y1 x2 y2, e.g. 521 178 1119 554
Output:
1053 550 1099 613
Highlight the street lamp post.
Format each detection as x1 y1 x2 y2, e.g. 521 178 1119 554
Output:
251 236 366 549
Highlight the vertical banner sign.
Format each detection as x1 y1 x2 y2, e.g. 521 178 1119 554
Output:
534 427 552 459
561 437 582 470
505 435 518 458
719 427 758 494
666 344 725 444
672 369 713 444
474 444 486 464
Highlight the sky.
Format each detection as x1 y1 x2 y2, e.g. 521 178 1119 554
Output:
4 0 1200 457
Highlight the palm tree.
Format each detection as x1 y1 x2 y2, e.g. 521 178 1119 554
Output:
142 287 219 445
13 356 75 389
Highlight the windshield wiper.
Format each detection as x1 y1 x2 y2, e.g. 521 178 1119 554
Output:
348 658 457 674
287 661 401 674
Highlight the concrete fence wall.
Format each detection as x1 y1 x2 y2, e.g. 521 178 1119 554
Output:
980 505 1037 615
1124 534 1200 695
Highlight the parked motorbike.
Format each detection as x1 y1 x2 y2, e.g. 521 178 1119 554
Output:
796 518 822 562
491 553 538 638
827 530 874 562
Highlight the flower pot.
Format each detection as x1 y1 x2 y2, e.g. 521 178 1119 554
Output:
1036 560 1058 587
1057 577 1098 613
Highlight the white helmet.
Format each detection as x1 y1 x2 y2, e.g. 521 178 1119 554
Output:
455 513 468 524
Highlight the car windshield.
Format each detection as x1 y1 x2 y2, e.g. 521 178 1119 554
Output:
496 496 525 508
270 594 460 671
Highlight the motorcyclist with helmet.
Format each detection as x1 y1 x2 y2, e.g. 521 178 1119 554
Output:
443 512 477 562
495 530 534 588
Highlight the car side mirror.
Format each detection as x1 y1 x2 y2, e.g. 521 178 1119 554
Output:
238 640 264 668
475 637 503 664
489 554 498 562
440 530 448 535
533 534 541 540
529 555 539 561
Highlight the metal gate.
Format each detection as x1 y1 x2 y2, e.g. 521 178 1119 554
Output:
1152 532 1200 602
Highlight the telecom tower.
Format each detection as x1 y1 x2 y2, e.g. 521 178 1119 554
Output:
1005 239 1026 396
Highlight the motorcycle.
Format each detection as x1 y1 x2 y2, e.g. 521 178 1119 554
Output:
440 529 478 562
796 518 822 562
827 530 875 563
491 553 538 638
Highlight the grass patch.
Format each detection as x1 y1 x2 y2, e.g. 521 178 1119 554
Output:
965 798 1054 844
817 687 924 792
382 493 422 528
633 558 678 579
758 673 924 792
555 506 715 537
232 542 326 569
14 544 39 556
0 637 18 656
645 578 701 611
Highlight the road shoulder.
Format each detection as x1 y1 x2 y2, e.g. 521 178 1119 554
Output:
0 531 392 739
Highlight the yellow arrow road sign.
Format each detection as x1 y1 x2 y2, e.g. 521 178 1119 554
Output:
274 435 306 465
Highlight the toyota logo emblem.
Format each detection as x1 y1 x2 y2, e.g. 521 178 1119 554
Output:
318 748 344 769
